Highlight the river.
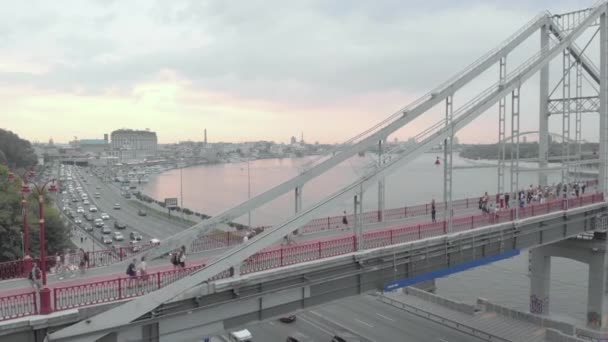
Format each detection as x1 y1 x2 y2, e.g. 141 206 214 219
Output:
143 153 590 324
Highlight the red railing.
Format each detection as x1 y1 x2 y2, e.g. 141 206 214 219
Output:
1 192 604 320
0 292 37 321
0 179 599 282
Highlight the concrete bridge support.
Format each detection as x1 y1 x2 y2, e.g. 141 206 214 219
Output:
529 238 608 328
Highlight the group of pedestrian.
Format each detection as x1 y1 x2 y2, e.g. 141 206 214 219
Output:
170 245 187 269
125 255 147 290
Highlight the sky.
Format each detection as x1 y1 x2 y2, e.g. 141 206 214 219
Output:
0 0 601 144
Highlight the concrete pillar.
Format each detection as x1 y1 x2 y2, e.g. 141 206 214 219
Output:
600 11 608 195
529 248 551 315
539 22 550 187
587 251 607 328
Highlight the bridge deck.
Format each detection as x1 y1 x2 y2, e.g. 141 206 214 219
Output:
0 189 602 323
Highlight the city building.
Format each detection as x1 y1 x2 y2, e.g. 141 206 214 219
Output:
111 129 158 161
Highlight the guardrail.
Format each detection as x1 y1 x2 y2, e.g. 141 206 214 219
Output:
0 192 602 321
377 295 511 342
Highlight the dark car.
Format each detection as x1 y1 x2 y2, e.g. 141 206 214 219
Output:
137 209 147 216
114 221 126 229
279 315 296 323
84 213 93 221
130 231 143 241
331 336 348 342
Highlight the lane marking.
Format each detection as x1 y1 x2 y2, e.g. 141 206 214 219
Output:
436 338 448 342
354 318 374 328
375 313 395 322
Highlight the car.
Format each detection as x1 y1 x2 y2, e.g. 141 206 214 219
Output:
114 221 126 229
95 219 104 227
113 232 124 241
137 209 147 216
89 206 98 212
74 218 82 225
279 315 296 323
96 186 101 189
83 225 93 232
94 192 101 198
131 243 141 252
83 199 90 205
113 203 121 210
150 238 160 245
67 211 75 218
100 213 110 220
84 213 93 221
130 231 143 241
102 226 111 234
62 206 69 212
76 207 84 214
72 197 78 203
102 236 112 244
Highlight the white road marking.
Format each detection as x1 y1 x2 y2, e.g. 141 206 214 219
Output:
354 318 374 328
375 313 395 322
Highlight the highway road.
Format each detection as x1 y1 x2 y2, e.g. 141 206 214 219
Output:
227 295 485 342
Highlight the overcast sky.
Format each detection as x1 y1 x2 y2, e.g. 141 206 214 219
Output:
0 0 600 144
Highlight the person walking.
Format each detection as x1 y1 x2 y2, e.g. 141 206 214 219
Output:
78 248 88 274
126 258 137 289
431 199 436 223
342 211 348 229
178 245 186 268
138 256 148 285
29 262 42 291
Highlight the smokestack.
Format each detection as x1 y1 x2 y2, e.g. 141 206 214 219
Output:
204 129 207 146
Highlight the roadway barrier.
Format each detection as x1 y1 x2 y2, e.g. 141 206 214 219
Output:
0 191 603 319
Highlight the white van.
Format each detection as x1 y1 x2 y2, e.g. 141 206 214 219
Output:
228 329 252 342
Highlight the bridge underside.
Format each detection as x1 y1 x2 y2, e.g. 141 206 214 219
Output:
15 204 602 342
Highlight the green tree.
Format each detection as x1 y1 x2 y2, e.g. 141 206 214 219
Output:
0 129 37 169
0 165 25 261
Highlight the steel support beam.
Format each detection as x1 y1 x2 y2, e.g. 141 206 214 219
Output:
562 48 572 193
601 11 608 196
539 24 550 187
354 186 364 251
511 87 521 219
377 139 386 222
498 57 508 193
444 95 454 231
575 62 583 180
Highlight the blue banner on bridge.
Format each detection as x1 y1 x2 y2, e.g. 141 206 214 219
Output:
383 249 520 292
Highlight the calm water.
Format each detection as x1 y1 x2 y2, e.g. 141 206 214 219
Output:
143 153 590 323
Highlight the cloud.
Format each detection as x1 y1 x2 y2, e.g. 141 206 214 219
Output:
0 0 602 143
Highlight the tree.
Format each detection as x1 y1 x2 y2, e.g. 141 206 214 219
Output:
0 129 38 169
0 165 26 261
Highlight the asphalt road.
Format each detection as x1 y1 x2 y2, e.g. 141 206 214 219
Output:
231 295 485 342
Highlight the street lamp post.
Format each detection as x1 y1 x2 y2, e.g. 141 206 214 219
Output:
30 178 57 314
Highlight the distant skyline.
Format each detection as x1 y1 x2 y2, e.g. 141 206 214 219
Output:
0 0 601 144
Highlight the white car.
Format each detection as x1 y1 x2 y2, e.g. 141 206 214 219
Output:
89 206 98 212
76 207 84 214
113 203 121 210
74 218 82 225
113 232 124 241
100 213 110 220
95 219 104 227
83 199 90 205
